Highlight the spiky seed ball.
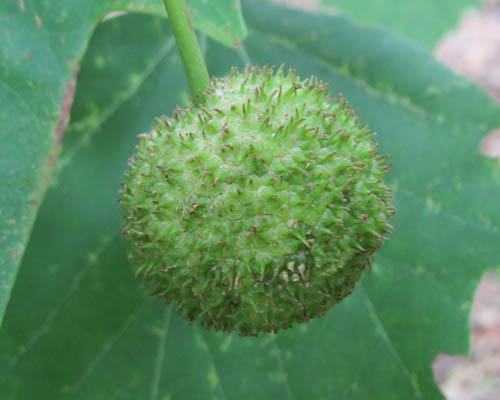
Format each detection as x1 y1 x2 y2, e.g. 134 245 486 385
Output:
121 66 394 336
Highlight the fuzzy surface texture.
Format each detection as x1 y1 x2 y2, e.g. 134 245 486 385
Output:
121 66 394 336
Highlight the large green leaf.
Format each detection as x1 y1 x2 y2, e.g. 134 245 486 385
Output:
0 0 245 326
1 0 499 398
321 0 480 49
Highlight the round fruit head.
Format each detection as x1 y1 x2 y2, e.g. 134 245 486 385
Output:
121 66 394 336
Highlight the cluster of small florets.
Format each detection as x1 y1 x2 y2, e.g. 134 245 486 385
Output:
121 66 394 336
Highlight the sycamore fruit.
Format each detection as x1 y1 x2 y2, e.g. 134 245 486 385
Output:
121 66 394 336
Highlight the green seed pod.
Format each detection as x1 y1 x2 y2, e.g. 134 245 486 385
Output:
121 66 394 336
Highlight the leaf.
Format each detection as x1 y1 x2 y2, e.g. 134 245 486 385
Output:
0 0 245 326
187 0 247 48
321 0 481 49
124 0 247 48
1 0 499 399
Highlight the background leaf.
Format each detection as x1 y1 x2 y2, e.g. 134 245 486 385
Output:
321 0 480 49
0 0 245 326
1 0 499 399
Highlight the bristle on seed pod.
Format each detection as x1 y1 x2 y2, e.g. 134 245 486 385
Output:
121 65 394 336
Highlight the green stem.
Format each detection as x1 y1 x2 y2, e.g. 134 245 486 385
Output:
163 0 210 104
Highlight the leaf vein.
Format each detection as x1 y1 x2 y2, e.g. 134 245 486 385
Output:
247 27 427 118
66 303 149 400
272 336 295 400
360 283 423 399
1 232 120 379
57 36 176 172
150 306 173 400
199 331 228 400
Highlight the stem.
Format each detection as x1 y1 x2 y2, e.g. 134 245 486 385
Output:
163 0 210 104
